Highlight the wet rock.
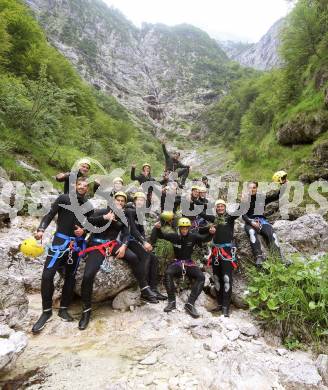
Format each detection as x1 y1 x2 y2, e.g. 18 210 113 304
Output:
0 325 28 372
316 355 328 386
75 258 136 302
112 288 141 311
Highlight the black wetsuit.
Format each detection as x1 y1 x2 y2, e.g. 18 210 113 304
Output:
81 207 146 309
205 213 238 308
126 205 160 291
37 193 92 311
162 144 190 185
242 192 281 260
156 228 211 305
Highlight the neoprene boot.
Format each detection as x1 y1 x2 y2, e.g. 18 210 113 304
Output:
32 309 52 334
78 308 91 330
164 301 176 312
184 303 200 318
58 307 74 322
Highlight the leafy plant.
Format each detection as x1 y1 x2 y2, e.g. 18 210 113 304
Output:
246 255 328 350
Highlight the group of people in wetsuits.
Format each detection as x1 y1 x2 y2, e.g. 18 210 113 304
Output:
31 141 287 333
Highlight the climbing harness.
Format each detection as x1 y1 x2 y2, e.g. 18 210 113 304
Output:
253 217 270 231
46 233 86 272
173 259 197 282
78 239 119 273
207 243 237 269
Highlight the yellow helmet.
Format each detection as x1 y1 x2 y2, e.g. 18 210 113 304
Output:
199 186 207 193
215 199 227 207
160 211 174 222
114 191 127 202
20 237 44 258
78 158 91 167
142 163 151 169
272 170 288 184
178 217 191 227
113 177 124 184
133 191 146 200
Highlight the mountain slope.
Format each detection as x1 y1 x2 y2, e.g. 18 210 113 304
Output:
206 0 328 182
219 18 285 71
24 0 253 136
0 0 164 182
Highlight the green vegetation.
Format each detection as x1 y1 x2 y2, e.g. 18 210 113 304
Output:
0 0 162 184
204 0 328 181
246 255 328 352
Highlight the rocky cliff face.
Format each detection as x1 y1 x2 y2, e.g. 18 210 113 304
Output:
25 0 230 135
219 18 285 71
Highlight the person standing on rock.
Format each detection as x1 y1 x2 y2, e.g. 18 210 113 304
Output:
242 181 283 267
130 163 156 208
203 199 239 317
55 158 91 194
126 192 167 301
78 191 158 330
154 217 215 318
161 140 191 187
32 178 92 334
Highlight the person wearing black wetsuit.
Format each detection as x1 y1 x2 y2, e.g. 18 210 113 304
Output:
126 192 167 301
242 181 282 267
154 217 214 318
161 141 190 186
78 191 158 330
55 159 90 194
203 199 239 317
130 163 156 208
32 178 92 334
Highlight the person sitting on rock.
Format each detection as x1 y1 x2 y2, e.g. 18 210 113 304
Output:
126 191 167 301
78 191 158 330
55 158 91 194
32 178 92 334
161 140 191 187
203 199 239 317
241 181 282 267
154 217 215 318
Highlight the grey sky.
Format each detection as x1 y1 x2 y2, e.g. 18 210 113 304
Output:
104 0 294 42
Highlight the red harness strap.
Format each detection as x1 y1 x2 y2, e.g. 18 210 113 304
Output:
78 240 118 257
207 247 237 269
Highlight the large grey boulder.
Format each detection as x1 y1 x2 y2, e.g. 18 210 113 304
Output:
75 258 136 302
277 112 328 145
273 213 328 254
0 273 28 327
